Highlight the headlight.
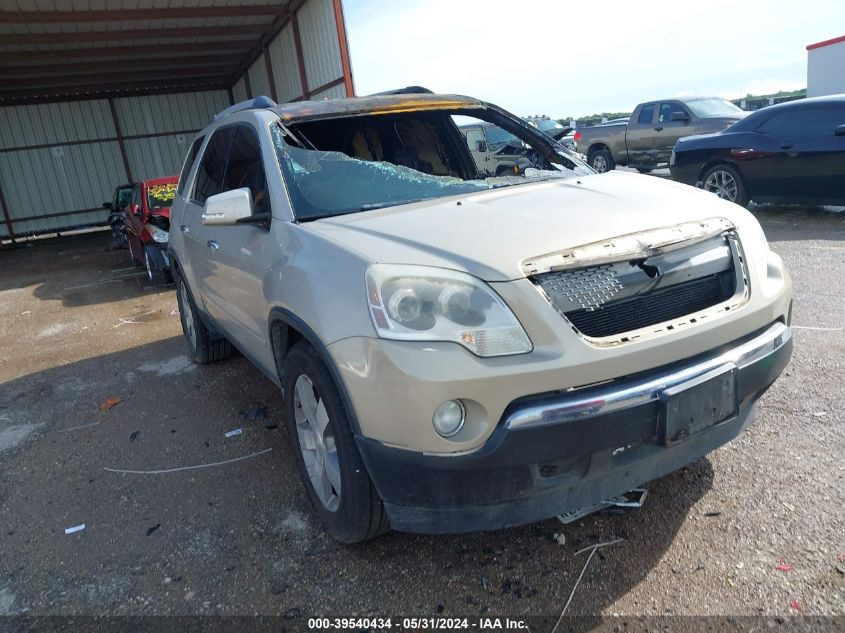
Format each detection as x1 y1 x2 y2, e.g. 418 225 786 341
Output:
365 265 532 357
148 225 169 244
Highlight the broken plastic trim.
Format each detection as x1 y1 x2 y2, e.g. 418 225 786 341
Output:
557 488 648 524
521 217 736 276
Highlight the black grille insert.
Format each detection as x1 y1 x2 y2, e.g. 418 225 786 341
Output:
559 270 736 338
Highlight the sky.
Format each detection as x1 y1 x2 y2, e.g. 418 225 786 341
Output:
342 0 845 118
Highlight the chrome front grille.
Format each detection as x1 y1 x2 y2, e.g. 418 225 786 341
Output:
532 231 746 341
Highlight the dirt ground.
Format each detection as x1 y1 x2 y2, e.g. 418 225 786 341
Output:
0 206 843 621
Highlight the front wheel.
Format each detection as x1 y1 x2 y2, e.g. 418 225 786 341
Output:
283 342 388 543
702 164 749 207
588 148 615 173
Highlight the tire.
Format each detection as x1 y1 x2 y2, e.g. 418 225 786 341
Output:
588 147 615 173
174 268 232 364
282 341 388 543
636 167 653 174
143 243 172 287
701 164 749 207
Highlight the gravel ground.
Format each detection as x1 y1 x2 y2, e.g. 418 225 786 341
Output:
0 206 843 621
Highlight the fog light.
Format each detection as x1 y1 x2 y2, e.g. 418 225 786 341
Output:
433 399 465 438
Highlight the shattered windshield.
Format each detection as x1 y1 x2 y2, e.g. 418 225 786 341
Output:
272 118 591 221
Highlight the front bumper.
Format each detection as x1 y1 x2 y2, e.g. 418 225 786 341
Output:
357 321 792 533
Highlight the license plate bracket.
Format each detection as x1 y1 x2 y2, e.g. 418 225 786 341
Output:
660 364 738 446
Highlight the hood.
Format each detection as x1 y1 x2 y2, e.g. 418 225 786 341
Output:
304 171 749 281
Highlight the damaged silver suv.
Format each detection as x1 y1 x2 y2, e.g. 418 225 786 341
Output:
169 92 793 542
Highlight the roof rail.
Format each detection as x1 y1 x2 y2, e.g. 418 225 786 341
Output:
367 86 434 96
213 96 277 121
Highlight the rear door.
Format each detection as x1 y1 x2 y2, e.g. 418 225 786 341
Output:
748 107 845 201
654 101 694 163
626 103 657 164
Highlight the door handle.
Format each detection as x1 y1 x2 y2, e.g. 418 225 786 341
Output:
206 240 219 252
180 224 189 233
654 126 663 131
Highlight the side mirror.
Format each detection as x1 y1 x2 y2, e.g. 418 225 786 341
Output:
203 188 254 226
835 124 845 137
103 201 113 210
130 203 141 216
475 140 487 152
670 111 690 122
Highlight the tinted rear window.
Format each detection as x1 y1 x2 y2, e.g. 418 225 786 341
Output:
193 128 235 204
177 135 204 196
638 104 656 124
756 108 845 137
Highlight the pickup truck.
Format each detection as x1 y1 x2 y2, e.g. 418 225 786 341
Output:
575 97 747 173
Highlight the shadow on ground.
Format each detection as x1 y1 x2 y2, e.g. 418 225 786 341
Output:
0 335 713 617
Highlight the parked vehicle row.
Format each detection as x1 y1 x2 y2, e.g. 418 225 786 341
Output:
103 176 179 286
168 91 792 543
574 97 747 173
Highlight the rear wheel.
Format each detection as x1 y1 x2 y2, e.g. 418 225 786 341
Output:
174 269 231 364
283 341 388 543
588 148 615 173
702 164 749 207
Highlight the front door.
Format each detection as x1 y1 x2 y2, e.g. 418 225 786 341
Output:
464 126 490 175
654 101 694 164
199 124 272 362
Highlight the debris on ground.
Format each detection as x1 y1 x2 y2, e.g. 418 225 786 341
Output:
64 524 85 535
775 559 793 572
551 539 625 633
224 428 242 438
98 397 123 411
129 431 140 443
264 424 278 430
811 411 827 417
239 404 267 421
552 532 566 546
789 599 804 613
704 511 722 517
146 524 161 536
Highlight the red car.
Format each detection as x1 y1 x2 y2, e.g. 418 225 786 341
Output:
123 176 178 286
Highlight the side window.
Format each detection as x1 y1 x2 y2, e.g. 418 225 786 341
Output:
637 104 656 124
193 128 235 204
221 125 269 215
757 108 845 137
659 102 688 123
177 135 204 196
130 185 141 210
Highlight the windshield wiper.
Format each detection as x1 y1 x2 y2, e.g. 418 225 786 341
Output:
296 199 425 222
359 198 427 211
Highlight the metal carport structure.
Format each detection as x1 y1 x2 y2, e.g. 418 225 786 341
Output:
0 0 355 242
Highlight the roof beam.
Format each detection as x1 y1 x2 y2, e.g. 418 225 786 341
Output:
1 41 255 63
2 70 229 91
1 56 244 78
0 6 289 23
0 80 228 102
0 25 270 45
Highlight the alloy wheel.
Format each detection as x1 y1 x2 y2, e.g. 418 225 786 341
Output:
704 169 738 201
293 374 341 512
592 155 607 173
